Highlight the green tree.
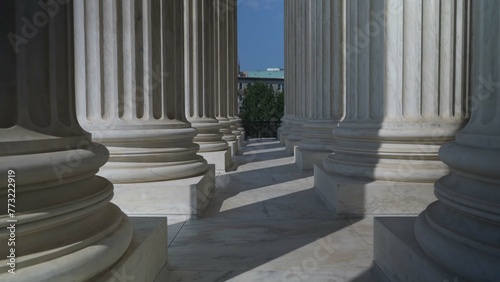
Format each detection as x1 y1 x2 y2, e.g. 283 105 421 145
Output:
240 82 284 122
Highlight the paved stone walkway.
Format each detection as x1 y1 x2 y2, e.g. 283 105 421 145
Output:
155 139 382 282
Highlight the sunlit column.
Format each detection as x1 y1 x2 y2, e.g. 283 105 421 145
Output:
316 0 469 214
184 0 231 171
0 1 132 280
75 0 208 183
214 0 239 155
296 0 346 170
285 0 308 155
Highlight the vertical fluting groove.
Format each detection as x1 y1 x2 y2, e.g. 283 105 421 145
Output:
421 0 439 118
331 0 339 120
205 1 214 118
116 1 125 120
369 0 383 121
99 0 105 119
151 0 162 120
74 1 85 123
85 0 101 121
134 0 143 119
358 0 369 120
463 0 471 118
49 5 58 127
346 0 357 120
175 0 185 122
184 0 192 119
103 0 118 120
323 0 330 118
66 2 76 128
341 0 347 121
439 0 453 118
123 0 135 120
196 1 203 118
402 0 422 119
305 0 311 118
384 0 403 119
141 0 151 121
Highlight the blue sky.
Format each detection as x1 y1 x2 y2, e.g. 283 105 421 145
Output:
237 0 284 71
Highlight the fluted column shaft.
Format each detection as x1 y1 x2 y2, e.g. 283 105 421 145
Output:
214 0 237 143
323 0 468 183
0 1 131 280
184 0 228 153
415 1 500 280
278 0 292 142
75 0 208 183
296 0 346 168
285 0 308 153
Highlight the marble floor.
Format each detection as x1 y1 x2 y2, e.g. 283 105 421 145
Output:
155 139 383 282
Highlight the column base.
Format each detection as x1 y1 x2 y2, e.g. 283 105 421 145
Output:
227 141 240 156
111 165 216 217
278 133 286 145
313 164 436 215
199 150 232 172
285 138 300 155
295 148 330 170
93 217 168 282
237 135 244 149
374 217 463 281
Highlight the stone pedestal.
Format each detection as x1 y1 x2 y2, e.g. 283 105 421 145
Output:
0 2 132 280
315 165 436 215
285 119 304 156
374 217 459 281
314 0 468 215
94 217 168 282
111 165 216 217
74 0 215 215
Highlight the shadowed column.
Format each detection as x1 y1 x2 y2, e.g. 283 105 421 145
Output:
415 1 500 280
0 1 132 280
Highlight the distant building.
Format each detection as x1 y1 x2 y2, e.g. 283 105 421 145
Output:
237 68 285 113
238 68 285 92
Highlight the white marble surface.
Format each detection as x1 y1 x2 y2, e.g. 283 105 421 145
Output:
155 140 381 281
314 164 436 215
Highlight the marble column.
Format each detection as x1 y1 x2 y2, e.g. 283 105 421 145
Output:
296 0 345 170
278 0 292 145
184 0 231 172
214 0 239 156
414 1 500 280
74 0 215 216
0 1 132 280
315 0 468 214
285 0 308 155
229 1 245 146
